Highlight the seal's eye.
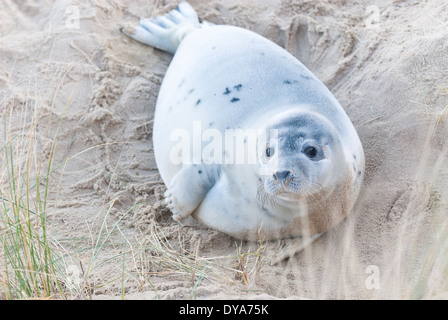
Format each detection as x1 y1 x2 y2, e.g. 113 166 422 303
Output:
303 146 317 159
266 147 272 157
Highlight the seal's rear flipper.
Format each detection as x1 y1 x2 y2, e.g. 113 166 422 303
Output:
165 164 220 221
121 1 202 54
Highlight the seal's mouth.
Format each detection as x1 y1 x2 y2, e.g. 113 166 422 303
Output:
274 188 302 201
257 181 305 208
276 192 295 201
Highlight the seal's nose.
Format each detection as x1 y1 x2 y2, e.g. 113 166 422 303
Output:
273 170 292 184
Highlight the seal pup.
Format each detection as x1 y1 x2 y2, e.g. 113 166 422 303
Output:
122 1 364 251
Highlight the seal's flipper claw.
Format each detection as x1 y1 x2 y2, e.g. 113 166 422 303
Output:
121 1 202 54
164 189 190 221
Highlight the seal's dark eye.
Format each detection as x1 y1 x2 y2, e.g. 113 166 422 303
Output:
266 147 272 157
303 146 317 159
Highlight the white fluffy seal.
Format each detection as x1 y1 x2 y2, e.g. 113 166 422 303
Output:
122 1 365 246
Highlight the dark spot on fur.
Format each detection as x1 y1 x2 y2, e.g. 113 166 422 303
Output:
234 84 242 91
198 170 202 174
188 89 195 94
353 163 356 172
195 99 201 106
178 78 186 88
223 87 231 95
231 97 240 103
300 74 312 80
284 80 292 85
212 46 216 50
209 122 214 127
353 154 357 160
358 171 362 176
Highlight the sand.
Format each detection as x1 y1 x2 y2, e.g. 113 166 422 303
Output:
1 0 447 299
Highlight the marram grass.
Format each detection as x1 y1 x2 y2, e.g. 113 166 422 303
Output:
0 113 67 299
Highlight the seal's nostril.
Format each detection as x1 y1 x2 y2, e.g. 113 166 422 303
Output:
273 170 292 182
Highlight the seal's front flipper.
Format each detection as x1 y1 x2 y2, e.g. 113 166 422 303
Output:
165 164 220 221
121 1 201 54
270 233 323 265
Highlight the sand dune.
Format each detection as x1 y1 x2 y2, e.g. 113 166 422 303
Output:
1 0 447 299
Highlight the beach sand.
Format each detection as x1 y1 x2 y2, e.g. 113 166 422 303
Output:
1 0 447 299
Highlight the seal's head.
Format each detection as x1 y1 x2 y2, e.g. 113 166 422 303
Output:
258 109 347 202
